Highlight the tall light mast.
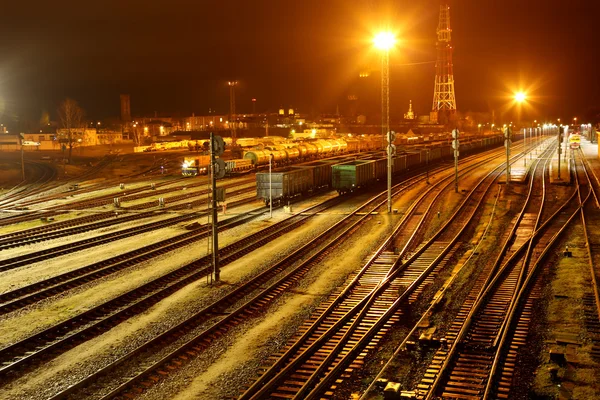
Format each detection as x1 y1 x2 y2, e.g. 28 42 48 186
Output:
228 81 238 147
431 0 457 124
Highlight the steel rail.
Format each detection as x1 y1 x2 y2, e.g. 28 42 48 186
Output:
422 147 581 399
240 147 518 399
46 160 429 400
483 149 592 398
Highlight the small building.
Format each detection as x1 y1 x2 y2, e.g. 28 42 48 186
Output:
0 133 22 151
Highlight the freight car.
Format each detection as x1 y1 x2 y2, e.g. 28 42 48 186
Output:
256 135 504 204
332 160 377 194
256 167 314 206
182 157 252 176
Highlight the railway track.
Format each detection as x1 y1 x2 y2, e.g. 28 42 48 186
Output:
237 141 518 400
31 143 525 400
0 199 349 378
0 180 255 249
0 160 58 207
38 154 450 400
413 145 589 399
578 153 600 361
0 175 253 228
0 193 258 273
0 156 116 209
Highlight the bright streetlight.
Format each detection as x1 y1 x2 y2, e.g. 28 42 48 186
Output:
373 31 397 214
514 91 527 103
373 32 396 51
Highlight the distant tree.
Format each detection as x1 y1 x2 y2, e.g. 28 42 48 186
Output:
130 124 144 146
39 110 50 127
57 98 85 160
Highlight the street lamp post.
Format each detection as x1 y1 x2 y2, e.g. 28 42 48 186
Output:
269 154 273 218
374 32 396 214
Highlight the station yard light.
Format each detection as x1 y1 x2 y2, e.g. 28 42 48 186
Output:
373 31 397 214
514 91 527 103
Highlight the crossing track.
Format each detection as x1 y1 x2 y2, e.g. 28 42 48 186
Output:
237 141 525 400
0 175 253 228
0 194 258 273
0 179 255 249
0 144 516 396
40 152 460 400
0 160 58 207
414 144 591 400
0 198 350 379
578 151 600 361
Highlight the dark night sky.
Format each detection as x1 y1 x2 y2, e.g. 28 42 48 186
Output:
1 0 599 127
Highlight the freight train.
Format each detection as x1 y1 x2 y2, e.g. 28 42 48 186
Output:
182 136 383 176
182 156 254 176
256 136 503 205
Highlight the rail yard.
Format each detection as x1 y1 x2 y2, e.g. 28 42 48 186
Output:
0 133 599 400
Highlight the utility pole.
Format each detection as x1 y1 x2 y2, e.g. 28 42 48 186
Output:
452 128 459 192
426 149 430 184
505 127 512 186
269 154 273 218
557 126 562 180
20 135 25 181
523 128 527 167
228 81 238 147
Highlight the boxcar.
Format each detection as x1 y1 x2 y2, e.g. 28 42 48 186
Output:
429 146 442 162
362 157 387 181
256 167 314 205
405 152 421 169
332 160 375 194
393 154 407 174
297 160 334 190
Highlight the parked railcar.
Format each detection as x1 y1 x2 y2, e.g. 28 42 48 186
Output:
256 167 314 206
393 154 407 173
332 160 375 194
297 160 335 190
405 152 421 168
225 159 253 173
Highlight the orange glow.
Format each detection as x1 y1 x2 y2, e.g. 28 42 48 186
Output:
373 32 396 51
514 91 527 103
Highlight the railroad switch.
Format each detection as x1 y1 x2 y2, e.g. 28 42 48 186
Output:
375 378 389 388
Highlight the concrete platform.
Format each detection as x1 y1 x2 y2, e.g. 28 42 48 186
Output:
549 152 571 185
498 157 533 185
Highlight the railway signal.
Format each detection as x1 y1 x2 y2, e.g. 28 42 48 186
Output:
452 129 459 193
387 130 396 213
209 133 225 282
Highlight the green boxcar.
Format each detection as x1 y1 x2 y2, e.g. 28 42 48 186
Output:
332 160 375 194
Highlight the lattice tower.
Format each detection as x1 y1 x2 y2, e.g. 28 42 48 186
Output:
432 1 457 114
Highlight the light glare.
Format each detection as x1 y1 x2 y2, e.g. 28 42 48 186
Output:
373 32 396 51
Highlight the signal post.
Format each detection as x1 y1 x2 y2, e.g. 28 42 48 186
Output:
210 133 226 282
387 130 396 213
452 129 459 193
